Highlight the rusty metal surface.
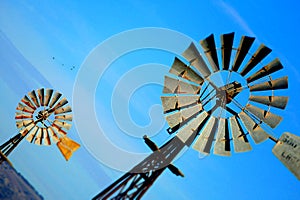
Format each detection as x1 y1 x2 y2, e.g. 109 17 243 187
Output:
272 132 300 180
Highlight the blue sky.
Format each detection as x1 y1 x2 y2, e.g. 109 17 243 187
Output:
0 0 300 199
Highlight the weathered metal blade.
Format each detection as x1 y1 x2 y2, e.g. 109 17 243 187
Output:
229 116 252 153
161 95 200 113
37 88 45 106
247 58 283 83
26 126 39 143
16 119 34 129
193 116 218 154
55 114 73 121
54 105 72 115
34 128 43 145
15 112 32 120
165 104 202 128
221 32 234 70
240 44 272 76
28 90 40 108
200 34 219 72
21 95 36 110
231 36 255 72
238 111 269 144
249 95 289 109
214 118 231 156
16 102 34 113
245 103 282 128
49 92 62 108
250 76 288 92
52 123 67 136
176 111 208 144
182 42 211 78
44 88 54 106
42 128 51 145
163 76 200 94
52 97 68 111
47 127 59 143
53 120 72 130
169 57 204 85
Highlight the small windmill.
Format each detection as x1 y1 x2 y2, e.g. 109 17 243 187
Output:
93 32 299 199
0 88 80 164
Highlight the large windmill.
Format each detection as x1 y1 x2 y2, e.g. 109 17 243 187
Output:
93 32 299 199
0 88 80 164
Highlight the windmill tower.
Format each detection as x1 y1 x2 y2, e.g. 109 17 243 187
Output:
0 88 80 164
93 32 299 199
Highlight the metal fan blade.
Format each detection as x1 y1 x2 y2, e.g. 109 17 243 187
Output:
49 92 62 108
182 43 211 78
28 90 40 107
52 123 67 136
44 88 54 106
16 102 34 114
163 76 201 94
249 95 289 109
247 58 283 83
165 104 202 128
245 103 282 128
177 111 208 144
200 34 219 72
193 116 218 154
16 119 34 129
238 111 269 144
249 76 288 92
221 32 234 70
231 36 255 72
53 120 72 130
55 114 73 121
214 118 231 156
37 88 45 106
21 95 36 110
240 44 272 76
52 97 68 111
15 112 32 120
34 128 43 145
26 126 39 143
42 128 51 145
229 116 252 153
161 96 200 113
47 127 59 143
169 57 204 85
54 105 72 115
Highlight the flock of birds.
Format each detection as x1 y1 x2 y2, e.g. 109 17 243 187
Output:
52 57 76 70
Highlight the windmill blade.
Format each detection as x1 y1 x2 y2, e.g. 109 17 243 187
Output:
249 95 289 109
48 127 59 143
52 123 68 137
52 97 68 111
15 112 33 120
176 111 208 144
249 76 288 92
26 126 39 143
57 136 80 161
213 118 231 156
16 102 34 113
161 96 200 113
193 116 218 154
247 58 283 83
182 42 211 78
54 105 72 115
238 111 269 144
21 95 36 110
231 36 255 72
49 92 62 108
42 128 51 145
44 88 54 106
221 32 234 70
16 119 34 129
53 120 72 130
34 128 43 145
37 88 45 106
163 76 201 94
165 104 202 129
240 44 272 76
169 57 204 85
229 116 252 153
28 90 40 107
200 34 219 72
55 114 73 121
245 103 282 128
